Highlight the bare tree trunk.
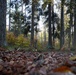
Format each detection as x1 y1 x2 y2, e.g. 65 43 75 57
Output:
73 0 76 49
60 0 64 49
48 3 52 49
68 0 73 48
0 0 6 47
31 2 34 48
52 4 55 46
9 0 11 32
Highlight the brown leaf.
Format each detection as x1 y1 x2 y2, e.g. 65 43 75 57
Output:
0 64 3 71
53 66 71 72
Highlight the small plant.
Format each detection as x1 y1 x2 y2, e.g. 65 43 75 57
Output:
6 32 16 45
15 34 30 48
6 33 30 48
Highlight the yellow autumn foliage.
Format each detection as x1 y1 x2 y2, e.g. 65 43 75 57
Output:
15 34 30 47
69 56 76 60
6 32 30 48
6 32 16 45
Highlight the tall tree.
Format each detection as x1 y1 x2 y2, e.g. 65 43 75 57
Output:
48 2 53 49
23 0 40 48
42 0 53 49
52 1 55 46
10 0 25 36
0 0 6 47
69 0 73 48
73 0 76 49
31 0 39 48
31 0 35 47
60 0 65 49
9 0 11 31
65 0 74 48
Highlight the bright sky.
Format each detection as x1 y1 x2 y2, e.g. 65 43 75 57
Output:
38 16 44 31
38 0 60 32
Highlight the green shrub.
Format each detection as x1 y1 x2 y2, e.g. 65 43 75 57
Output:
15 34 30 48
37 41 43 49
6 32 16 45
6 33 30 48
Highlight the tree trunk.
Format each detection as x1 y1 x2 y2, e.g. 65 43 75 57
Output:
9 0 11 32
0 0 6 47
73 0 76 49
48 3 52 49
60 0 64 49
68 0 73 48
34 26 37 49
31 2 34 48
52 4 55 46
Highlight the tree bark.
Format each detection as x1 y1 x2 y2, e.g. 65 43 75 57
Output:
73 0 76 49
60 0 64 49
68 0 73 48
48 3 52 49
9 0 11 32
31 2 34 48
52 4 55 46
0 0 6 47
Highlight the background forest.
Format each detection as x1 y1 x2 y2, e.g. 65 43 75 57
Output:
0 0 76 51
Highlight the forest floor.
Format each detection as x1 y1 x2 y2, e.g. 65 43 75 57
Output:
0 47 76 75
